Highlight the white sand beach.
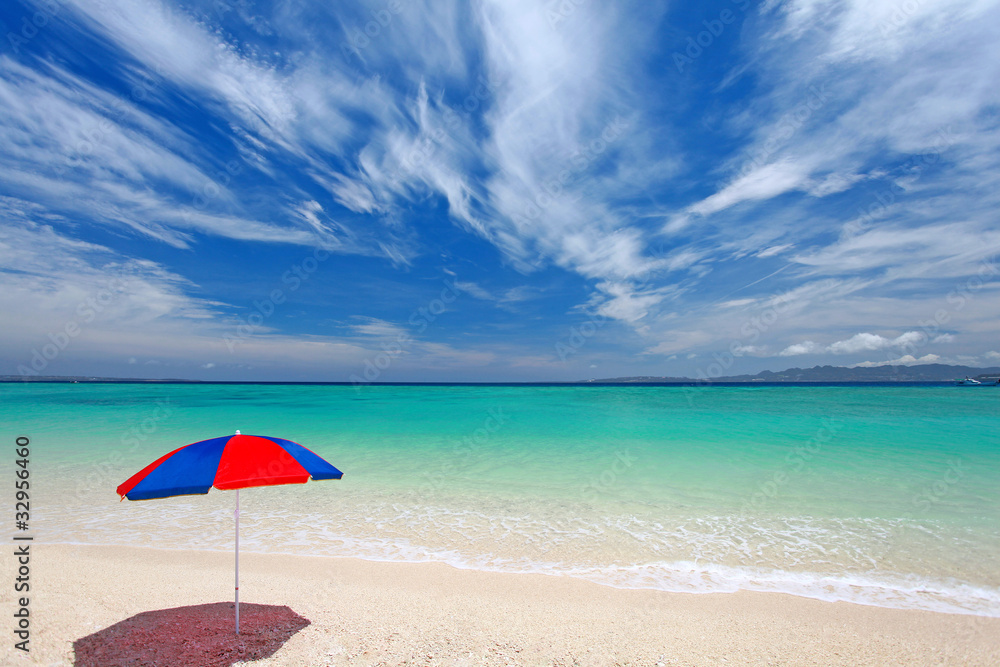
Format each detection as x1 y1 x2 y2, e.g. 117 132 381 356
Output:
4 544 998 666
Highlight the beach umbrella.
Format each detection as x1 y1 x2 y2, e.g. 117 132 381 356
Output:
116 430 343 633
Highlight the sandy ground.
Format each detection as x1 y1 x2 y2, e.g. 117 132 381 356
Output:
2 544 998 666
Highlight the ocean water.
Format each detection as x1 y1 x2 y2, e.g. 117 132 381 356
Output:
4 382 999 616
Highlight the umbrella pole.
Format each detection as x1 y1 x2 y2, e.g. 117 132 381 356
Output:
235 488 240 634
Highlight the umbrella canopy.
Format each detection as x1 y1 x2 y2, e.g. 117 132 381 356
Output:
117 431 342 633
117 432 342 500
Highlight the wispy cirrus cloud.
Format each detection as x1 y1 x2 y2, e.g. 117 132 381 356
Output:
2 0 999 379
662 0 1000 273
0 197 223 354
0 197 497 378
634 0 1000 366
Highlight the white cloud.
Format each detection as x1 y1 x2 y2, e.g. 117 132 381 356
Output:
0 201 494 377
642 330 717 357
499 286 537 303
427 0 676 291
792 223 1000 279
773 0 994 66
779 341 822 356
656 0 1000 323
0 205 225 370
350 318 410 339
853 354 941 367
0 54 376 254
756 244 793 258
4 0 1000 378
718 298 757 308
732 344 767 356
328 174 379 214
669 160 811 232
779 331 928 356
2 2 417 262
451 281 495 301
806 172 867 197
827 332 895 354
592 281 672 324
61 0 317 151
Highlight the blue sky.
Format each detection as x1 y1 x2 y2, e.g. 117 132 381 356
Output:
1 0 999 382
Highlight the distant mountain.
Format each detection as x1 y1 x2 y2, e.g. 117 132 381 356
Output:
589 364 1000 383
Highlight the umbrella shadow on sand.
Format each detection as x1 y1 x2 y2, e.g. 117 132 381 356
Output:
73 602 310 667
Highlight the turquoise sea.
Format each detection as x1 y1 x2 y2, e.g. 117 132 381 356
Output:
4 382 999 616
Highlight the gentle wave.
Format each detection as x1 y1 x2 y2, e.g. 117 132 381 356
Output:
42 496 1000 618
46 531 1000 617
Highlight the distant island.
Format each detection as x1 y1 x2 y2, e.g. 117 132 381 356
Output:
3 363 1000 384
586 363 1000 383
0 375 194 383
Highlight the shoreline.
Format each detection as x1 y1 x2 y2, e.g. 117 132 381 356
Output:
6 544 999 666
37 538 1000 620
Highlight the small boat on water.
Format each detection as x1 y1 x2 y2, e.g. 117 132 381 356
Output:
954 376 1000 385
